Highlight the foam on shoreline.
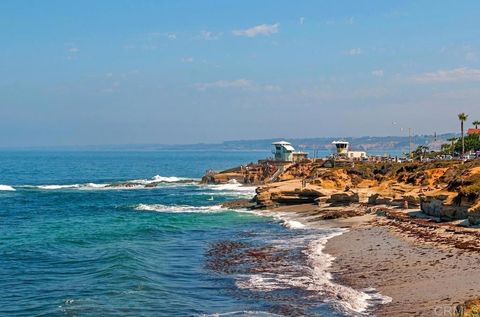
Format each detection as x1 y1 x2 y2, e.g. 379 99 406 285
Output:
235 210 392 315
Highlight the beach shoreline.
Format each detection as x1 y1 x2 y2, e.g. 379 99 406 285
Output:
322 213 480 317
260 203 480 317
209 158 480 315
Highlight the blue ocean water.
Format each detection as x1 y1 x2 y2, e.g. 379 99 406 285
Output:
0 150 384 317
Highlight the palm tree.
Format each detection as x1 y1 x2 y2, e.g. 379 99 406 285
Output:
473 120 480 129
458 113 469 158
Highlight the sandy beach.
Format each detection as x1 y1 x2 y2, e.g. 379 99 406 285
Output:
324 216 480 316
262 202 480 316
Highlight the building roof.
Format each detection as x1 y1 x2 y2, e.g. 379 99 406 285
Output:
272 141 295 151
468 128 480 135
272 141 291 145
332 140 349 145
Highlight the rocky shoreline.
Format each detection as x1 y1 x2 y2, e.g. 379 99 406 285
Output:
207 159 480 316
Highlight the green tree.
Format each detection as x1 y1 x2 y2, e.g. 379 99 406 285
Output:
412 145 429 160
446 137 458 156
473 120 480 129
454 134 480 154
458 113 469 158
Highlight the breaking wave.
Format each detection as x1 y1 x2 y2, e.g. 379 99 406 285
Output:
0 185 15 191
232 212 391 315
135 203 224 213
208 180 256 192
16 175 198 191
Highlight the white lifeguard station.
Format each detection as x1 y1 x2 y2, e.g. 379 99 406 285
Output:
332 140 367 160
272 141 295 161
332 141 349 155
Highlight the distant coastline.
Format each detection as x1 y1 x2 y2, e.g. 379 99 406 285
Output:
0 133 458 153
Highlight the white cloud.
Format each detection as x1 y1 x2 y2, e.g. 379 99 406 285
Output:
194 79 252 91
181 57 194 63
345 17 355 25
299 17 305 25
463 45 478 61
200 30 222 40
343 48 363 56
371 69 384 77
167 32 177 40
263 84 281 92
101 81 120 94
65 44 80 60
412 67 480 83
194 79 280 92
232 23 279 37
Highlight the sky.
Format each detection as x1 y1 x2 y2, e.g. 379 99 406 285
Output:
1 0 480 147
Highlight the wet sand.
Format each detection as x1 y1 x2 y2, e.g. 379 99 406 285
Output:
255 202 480 316
325 222 480 316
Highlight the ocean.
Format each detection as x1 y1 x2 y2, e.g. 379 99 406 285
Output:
0 150 387 316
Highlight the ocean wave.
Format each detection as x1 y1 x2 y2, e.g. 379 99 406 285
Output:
131 175 196 184
306 233 391 314
233 213 391 315
135 203 224 213
282 219 306 229
36 184 81 190
206 180 257 194
0 185 15 191
17 175 197 191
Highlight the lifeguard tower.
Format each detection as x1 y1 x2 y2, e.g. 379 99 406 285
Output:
332 141 349 155
272 141 295 161
332 140 367 160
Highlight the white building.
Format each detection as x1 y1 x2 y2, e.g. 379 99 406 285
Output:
332 140 367 160
271 141 309 162
332 141 349 155
272 141 295 161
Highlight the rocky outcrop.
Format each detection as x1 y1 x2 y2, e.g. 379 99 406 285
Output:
202 172 246 184
255 185 327 207
467 203 480 225
368 193 393 205
328 192 359 205
420 194 470 220
368 193 421 208
201 161 280 185
204 158 480 225
403 194 421 207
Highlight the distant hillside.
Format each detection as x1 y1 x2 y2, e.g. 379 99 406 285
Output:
166 133 458 153
10 133 457 153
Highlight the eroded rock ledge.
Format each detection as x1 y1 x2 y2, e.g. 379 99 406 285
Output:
205 159 480 225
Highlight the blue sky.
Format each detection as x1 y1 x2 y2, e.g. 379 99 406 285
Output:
1 0 480 147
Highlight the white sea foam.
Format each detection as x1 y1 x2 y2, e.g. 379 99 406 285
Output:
132 175 196 185
196 191 256 199
135 203 224 213
235 211 392 315
208 179 257 192
0 185 15 191
19 175 197 191
282 219 306 229
37 184 81 190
